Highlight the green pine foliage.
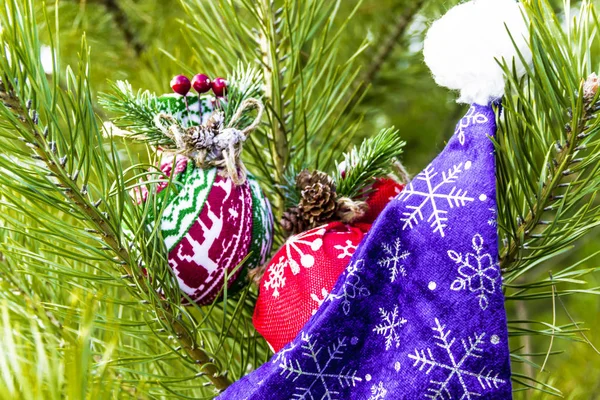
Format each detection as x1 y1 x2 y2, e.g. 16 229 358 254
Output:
1 0 600 399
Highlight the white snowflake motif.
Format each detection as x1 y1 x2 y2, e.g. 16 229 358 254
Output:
378 238 410 282
397 164 474 238
310 288 329 315
368 381 388 400
263 226 326 297
408 318 506 399
279 332 362 399
328 259 370 315
273 342 297 365
284 226 327 274
487 208 497 228
454 106 489 145
448 234 500 310
334 240 357 259
263 256 287 297
372 305 407 351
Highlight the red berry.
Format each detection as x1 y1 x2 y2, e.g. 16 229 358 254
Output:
192 74 212 93
211 77 227 97
170 75 191 96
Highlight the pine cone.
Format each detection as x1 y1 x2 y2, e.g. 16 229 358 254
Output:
281 206 307 234
296 169 335 191
297 170 337 226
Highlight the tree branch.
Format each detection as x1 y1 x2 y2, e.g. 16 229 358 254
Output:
0 79 231 391
99 0 145 56
361 0 426 87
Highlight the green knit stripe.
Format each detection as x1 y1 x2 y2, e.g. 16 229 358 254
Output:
159 166 216 251
156 94 213 128
247 176 274 268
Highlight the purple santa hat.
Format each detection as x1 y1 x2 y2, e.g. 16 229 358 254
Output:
218 0 531 398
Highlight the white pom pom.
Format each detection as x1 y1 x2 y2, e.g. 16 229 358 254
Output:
423 0 531 105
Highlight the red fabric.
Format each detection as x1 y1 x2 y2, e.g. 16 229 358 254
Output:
359 178 405 224
253 222 370 352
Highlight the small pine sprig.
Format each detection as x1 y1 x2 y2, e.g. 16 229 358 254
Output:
98 81 174 146
334 128 406 199
223 64 263 129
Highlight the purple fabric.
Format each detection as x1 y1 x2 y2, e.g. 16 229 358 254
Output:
219 103 512 399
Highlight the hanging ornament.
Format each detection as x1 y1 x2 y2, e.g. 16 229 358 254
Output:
221 0 531 398
253 129 407 352
103 67 273 305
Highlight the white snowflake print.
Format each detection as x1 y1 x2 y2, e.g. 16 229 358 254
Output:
328 259 370 315
408 318 506 399
263 256 287 297
310 288 329 315
448 233 500 310
273 342 296 365
372 305 407 351
284 226 326 274
378 238 410 282
454 105 489 145
487 207 497 228
397 164 474 238
263 226 326 297
334 240 357 259
368 381 388 400
279 332 362 399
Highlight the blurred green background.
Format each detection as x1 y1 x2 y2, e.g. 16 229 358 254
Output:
36 0 600 397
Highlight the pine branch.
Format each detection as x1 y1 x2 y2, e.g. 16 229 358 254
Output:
0 79 232 391
255 0 288 196
360 0 427 90
98 0 145 56
334 127 405 199
99 80 173 146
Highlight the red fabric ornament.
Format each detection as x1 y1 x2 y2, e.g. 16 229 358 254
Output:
253 177 404 352
360 178 405 223
253 222 370 352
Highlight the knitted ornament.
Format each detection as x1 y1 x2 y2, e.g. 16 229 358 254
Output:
254 177 404 352
105 69 274 306
220 0 530 398
147 154 273 305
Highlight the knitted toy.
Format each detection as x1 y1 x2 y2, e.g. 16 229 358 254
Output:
106 69 274 306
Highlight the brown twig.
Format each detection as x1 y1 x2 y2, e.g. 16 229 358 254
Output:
362 0 426 87
99 0 145 56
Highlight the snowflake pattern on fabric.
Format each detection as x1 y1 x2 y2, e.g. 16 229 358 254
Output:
310 288 329 315
284 226 326 273
327 259 371 315
448 234 500 310
378 238 410 282
262 227 326 297
372 305 407 350
334 240 358 259
263 256 287 297
454 106 489 145
279 332 363 399
487 208 497 228
397 163 475 237
368 382 388 400
218 103 512 400
408 319 506 399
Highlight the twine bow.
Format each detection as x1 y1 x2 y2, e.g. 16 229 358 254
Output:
153 98 264 185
